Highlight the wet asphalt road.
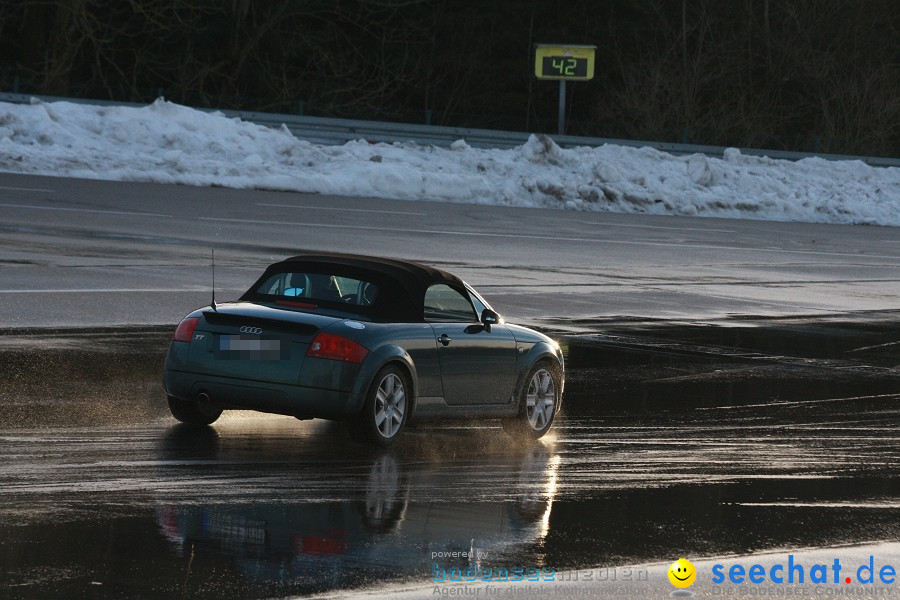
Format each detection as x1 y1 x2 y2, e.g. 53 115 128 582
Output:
2 172 900 597
2 172 900 329
5 412 900 598
2 317 900 598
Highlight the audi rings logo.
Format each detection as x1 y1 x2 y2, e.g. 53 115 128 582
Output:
240 326 262 335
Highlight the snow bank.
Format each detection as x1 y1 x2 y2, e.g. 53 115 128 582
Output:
1 98 898 226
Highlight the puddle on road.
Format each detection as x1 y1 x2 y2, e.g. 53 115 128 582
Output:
1 315 900 597
1 313 898 427
4 418 900 598
562 312 900 413
5 417 900 598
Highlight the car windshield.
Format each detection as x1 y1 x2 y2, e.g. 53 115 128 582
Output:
254 271 379 307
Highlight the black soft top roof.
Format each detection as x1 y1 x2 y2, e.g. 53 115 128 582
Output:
242 253 467 322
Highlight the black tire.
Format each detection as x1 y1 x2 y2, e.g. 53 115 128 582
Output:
354 365 411 447
502 360 561 440
167 395 222 426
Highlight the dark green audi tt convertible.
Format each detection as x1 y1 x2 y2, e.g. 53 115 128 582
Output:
163 253 564 445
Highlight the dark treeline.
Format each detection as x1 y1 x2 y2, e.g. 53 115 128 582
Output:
1 1 898 156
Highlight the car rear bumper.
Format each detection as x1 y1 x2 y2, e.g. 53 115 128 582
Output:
164 369 354 420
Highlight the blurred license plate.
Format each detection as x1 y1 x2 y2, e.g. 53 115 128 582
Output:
217 335 283 360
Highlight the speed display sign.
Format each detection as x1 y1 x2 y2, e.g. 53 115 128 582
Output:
534 44 596 81
533 43 596 134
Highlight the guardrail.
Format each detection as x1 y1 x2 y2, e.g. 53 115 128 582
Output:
3 92 898 168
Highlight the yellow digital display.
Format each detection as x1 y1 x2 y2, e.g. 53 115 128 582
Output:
534 44 596 81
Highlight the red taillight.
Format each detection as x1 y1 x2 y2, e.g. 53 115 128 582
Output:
172 317 200 342
306 332 368 364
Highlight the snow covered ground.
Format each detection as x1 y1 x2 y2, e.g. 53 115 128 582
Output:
0 98 898 226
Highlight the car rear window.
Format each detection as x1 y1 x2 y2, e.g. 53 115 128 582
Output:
255 272 379 307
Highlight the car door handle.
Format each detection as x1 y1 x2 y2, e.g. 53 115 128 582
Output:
437 334 452 346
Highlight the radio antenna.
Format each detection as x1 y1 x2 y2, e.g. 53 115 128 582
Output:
210 248 217 312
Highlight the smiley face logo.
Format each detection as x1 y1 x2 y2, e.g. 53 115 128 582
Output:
668 558 696 588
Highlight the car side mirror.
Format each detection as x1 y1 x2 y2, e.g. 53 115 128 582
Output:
481 308 500 332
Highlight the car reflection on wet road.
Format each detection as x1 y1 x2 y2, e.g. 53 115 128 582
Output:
2 316 900 598
4 406 900 598
155 425 559 595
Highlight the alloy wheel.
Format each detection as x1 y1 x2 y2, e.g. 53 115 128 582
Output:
374 373 406 439
526 369 556 431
